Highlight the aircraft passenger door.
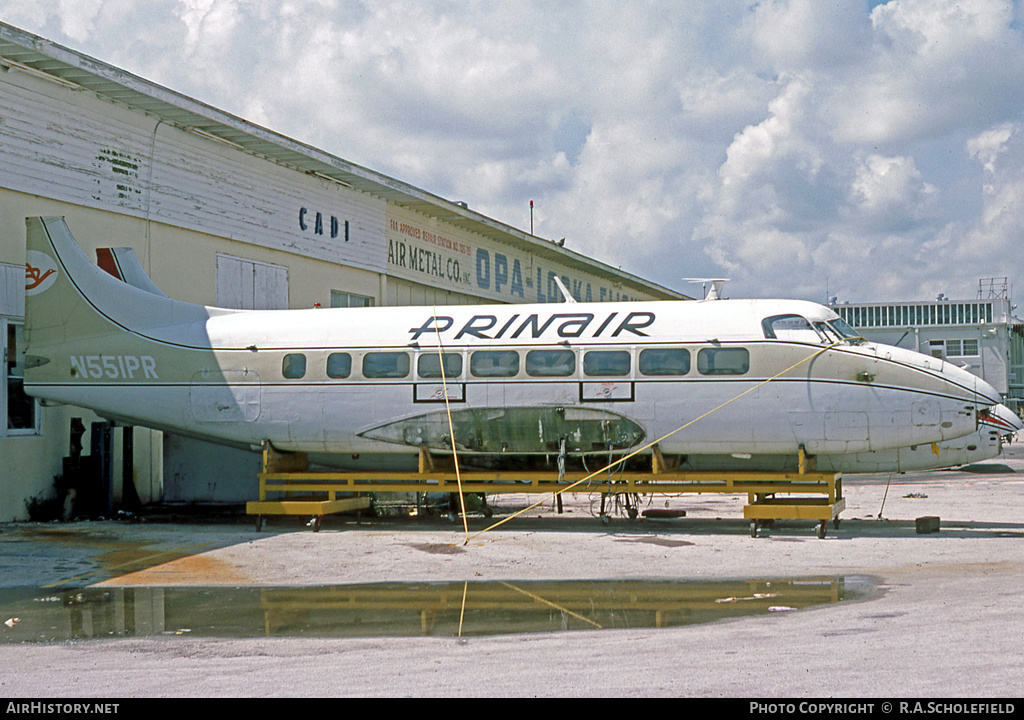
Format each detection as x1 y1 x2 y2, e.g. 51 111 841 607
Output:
189 369 262 423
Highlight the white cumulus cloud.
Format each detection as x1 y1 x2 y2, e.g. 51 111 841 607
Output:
2 0 1023 305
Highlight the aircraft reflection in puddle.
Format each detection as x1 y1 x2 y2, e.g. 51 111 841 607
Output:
1 577 856 643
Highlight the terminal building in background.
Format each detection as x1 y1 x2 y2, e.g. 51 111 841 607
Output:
0 23 685 520
829 278 1024 414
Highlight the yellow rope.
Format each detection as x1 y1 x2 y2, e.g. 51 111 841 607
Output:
458 580 468 637
433 307 469 540
464 341 840 544
499 581 604 629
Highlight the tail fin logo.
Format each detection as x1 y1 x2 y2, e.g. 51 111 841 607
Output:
25 251 58 296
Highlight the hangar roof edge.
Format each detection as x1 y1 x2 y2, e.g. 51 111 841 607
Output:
0 21 688 301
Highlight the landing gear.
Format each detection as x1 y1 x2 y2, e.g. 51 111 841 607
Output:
625 494 639 520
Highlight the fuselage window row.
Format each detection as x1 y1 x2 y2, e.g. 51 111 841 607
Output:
279 347 753 381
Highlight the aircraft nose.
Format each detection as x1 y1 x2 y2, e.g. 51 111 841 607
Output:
981 404 1024 435
942 359 1002 405
973 375 1003 406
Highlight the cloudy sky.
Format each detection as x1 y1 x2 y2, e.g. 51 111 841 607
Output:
3 0 1024 305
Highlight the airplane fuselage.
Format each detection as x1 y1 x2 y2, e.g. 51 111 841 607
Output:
22 217 1019 474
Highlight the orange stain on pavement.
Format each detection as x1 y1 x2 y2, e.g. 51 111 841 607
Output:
96 553 250 586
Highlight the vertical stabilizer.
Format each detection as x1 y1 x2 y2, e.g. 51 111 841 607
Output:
24 217 118 347
24 217 215 351
22 218 232 437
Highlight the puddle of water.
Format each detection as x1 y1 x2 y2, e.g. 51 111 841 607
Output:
0 577 856 642
0 526 217 587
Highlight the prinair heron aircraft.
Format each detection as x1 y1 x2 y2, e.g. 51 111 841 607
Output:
22 216 1021 475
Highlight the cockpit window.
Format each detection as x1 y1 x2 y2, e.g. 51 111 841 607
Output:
763 314 864 345
761 315 824 343
816 318 865 344
814 322 842 343
826 317 862 341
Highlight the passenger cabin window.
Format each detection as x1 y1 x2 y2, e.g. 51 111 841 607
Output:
470 350 519 377
761 315 822 343
697 347 749 375
326 352 352 378
583 350 631 377
418 353 463 379
282 353 307 379
363 351 410 378
526 349 576 377
638 348 690 376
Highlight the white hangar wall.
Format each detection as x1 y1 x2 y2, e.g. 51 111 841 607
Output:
0 26 680 517
0 69 386 293
0 65 383 516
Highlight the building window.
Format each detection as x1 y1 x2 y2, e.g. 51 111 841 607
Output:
933 339 979 357
4 320 41 437
331 291 374 308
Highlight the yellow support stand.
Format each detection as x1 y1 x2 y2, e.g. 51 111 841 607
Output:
246 443 371 531
246 443 844 536
744 446 844 538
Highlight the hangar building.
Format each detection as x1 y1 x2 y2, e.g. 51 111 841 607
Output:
0 22 685 521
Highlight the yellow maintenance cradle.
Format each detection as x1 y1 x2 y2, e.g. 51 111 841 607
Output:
247 444 844 537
